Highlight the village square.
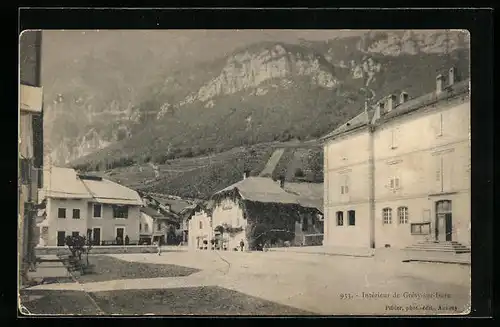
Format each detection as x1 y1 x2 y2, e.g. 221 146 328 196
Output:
19 29 472 316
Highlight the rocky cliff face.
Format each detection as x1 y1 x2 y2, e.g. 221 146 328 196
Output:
44 30 470 166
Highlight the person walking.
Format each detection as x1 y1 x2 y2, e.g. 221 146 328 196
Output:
156 238 162 256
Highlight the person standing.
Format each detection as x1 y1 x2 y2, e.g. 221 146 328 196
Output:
239 239 245 252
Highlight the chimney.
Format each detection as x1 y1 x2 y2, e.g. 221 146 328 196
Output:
400 91 408 104
448 67 455 86
436 74 444 94
386 94 397 112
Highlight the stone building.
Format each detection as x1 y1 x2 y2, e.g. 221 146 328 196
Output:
322 67 470 250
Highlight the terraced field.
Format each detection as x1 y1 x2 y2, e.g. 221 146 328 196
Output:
99 141 323 199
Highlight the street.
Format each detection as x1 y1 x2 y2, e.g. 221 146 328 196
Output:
23 250 471 315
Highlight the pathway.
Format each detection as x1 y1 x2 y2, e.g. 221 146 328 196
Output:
259 148 285 177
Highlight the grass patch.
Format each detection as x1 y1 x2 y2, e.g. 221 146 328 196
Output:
19 290 101 315
90 286 315 315
71 255 201 283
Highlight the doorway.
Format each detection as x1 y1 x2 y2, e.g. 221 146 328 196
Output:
57 231 66 246
435 200 452 242
92 227 101 245
116 227 125 244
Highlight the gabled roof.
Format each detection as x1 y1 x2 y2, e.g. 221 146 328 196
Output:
215 177 299 205
43 167 92 199
42 166 142 206
140 206 179 225
149 196 192 213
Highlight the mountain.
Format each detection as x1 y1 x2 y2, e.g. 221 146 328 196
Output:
43 30 470 175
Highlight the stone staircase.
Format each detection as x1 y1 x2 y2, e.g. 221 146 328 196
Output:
405 241 470 254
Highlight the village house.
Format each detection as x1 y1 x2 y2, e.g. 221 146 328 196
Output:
187 203 213 250
187 173 324 251
139 206 180 245
321 67 470 251
19 30 44 280
139 192 193 244
38 167 143 246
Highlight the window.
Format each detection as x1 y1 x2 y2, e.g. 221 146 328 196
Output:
390 129 398 149
398 207 408 224
340 175 349 194
72 231 80 238
72 209 80 219
382 208 392 224
93 204 102 218
336 211 344 226
199 221 203 229
348 210 356 226
437 113 443 137
58 208 66 218
144 224 149 233
112 205 128 219
389 177 400 191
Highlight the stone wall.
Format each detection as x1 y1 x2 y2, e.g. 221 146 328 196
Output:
35 245 158 256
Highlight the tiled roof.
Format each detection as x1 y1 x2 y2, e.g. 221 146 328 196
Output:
215 177 299 205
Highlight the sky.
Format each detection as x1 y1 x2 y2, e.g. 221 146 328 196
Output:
41 30 368 74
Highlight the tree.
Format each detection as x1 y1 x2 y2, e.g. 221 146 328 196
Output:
65 235 94 269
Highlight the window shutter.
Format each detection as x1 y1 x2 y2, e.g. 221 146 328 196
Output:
389 178 394 189
395 177 400 189
20 158 31 185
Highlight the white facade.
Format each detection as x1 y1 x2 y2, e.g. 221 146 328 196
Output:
323 75 470 249
38 167 142 246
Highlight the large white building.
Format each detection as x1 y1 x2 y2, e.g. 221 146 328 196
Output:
38 167 143 246
322 68 471 250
